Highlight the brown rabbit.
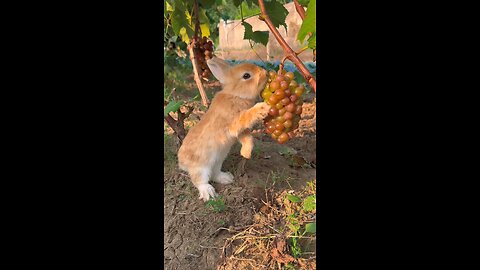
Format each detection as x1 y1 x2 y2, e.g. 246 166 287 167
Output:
177 57 270 201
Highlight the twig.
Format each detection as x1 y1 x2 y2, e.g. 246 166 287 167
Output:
188 0 210 107
199 244 222 249
188 44 210 107
257 0 316 93
293 0 306 20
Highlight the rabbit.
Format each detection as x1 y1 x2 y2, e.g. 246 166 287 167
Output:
177 57 270 201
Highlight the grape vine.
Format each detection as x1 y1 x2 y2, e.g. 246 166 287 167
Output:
164 0 316 141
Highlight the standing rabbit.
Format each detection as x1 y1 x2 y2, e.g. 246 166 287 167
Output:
178 57 270 201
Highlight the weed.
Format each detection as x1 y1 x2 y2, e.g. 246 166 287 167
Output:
252 144 262 158
268 169 293 189
283 181 317 259
205 196 226 213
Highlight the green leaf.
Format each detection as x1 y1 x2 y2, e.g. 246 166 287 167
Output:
233 0 243 7
164 100 184 117
242 22 269 46
297 0 316 43
171 1 194 41
297 0 310 6
200 23 210 37
305 222 316 233
307 32 316 49
166 1 173 12
199 0 215 9
264 0 288 31
245 0 256 8
303 195 316 212
287 194 301 203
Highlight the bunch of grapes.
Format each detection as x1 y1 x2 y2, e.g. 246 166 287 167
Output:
261 70 305 144
193 36 215 79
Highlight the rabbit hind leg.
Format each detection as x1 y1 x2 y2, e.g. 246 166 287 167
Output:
188 166 217 201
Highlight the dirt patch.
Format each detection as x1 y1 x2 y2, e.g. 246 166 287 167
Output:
164 101 316 269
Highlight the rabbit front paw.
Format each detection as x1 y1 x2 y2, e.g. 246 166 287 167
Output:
197 184 217 202
253 102 270 121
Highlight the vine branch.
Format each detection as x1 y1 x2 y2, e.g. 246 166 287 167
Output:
189 0 210 107
257 0 316 93
293 0 306 20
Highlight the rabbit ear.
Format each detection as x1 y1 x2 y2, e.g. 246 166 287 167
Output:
207 57 231 84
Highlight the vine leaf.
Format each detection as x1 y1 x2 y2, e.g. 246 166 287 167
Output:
298 0 310 6
166 1 173 12
171 2 194 40
287 194 301 203
199 0 215 9
264 0 289 31
233 0 243 7
307 32 316 49
164 100 184 117
199 8 211 37
200 24 210 37
297 0 316 43
305 222 316 233
303 195 316 212
242 22 269 46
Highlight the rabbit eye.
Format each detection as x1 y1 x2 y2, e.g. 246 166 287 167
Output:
243 73 251 80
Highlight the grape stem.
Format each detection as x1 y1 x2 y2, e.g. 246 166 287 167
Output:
279 47 309 73
257 0 316 93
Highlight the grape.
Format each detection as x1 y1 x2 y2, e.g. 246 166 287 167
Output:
266 124 275 133
193 36 215 80
278 133 289 144
268 95 279 105
261 69 306 144
270 81 280 91
294 85 305 96
275 115 285 123
284 119 293 128
285 103 296 113
275 123 285 131
274 89 285 99
268 107 279 116
273 130 283 137
280 97 290 105
262 89 272 100
285 72 295 81
289 80 298 89
284 111 293 120
295 105 303 115
290 94 298 102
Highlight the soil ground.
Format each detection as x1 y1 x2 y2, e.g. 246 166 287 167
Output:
164 79 316 270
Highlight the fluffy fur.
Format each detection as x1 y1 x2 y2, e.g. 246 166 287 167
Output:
177 57 269 201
